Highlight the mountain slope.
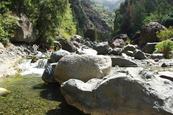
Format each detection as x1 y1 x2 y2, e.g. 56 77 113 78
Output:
70 0 111 41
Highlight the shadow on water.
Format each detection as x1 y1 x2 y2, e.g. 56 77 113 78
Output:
33 83 88 115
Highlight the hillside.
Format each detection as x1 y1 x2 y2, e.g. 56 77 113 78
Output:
70 0 112 41
113 0 173 36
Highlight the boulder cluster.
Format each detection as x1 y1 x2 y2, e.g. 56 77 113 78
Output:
42 33 173 115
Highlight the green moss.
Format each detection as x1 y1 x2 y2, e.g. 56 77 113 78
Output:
0 76 85 115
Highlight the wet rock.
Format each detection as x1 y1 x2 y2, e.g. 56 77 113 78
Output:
42 63 57 84
54 55 112 83
161 62 173 67
50 49 70 63
111 56 138 67
61 68 173 115
159 71 173 82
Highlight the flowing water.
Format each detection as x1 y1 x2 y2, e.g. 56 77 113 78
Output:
0 59 86 115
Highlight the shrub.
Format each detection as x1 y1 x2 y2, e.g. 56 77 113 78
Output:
157 27 173 41
155 39 173 58
0 12 17 46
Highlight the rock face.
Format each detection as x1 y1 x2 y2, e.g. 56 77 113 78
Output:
61 68 173 115
54 55 112 83
12 15 36 43
139 22 166 47
70 0 111 41
49 49 70 63
111 56 138 67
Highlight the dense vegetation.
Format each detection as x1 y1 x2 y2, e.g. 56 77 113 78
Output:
155 28 173 58
114 0 173 36
0 0 76 47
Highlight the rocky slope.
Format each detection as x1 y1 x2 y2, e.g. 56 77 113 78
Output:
70 0 111 41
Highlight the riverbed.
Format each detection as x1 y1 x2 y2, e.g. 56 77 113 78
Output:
0 75 85 115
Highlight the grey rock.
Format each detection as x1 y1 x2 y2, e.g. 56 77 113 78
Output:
61 68 173 115
159 71 173 82
151 53 164 59
134 50 147 60
54 55 112 83
143 42 158 54
50 49 70 63
108 48 122 55
111 56 138 67
94 42 111 55
12 14 36 43
139 22 166 47
42 63 57 83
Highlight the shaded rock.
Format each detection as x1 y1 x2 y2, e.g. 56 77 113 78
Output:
50 49 70 63
159 71 173 82
54 55 112 83
150 53 164 59
12 14 36 43
134 50 147 60
143 42 158 54
139 22 166 47
42 63 57 83
57 39 77 52
61 68 173 115
93 42 111 55
0 88 10 96
111 56 138 67
108 48 122 55
122 44 137 53
161 62 173 67
109 38 126 48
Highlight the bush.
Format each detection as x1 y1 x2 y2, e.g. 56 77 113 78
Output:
0 12 17 46
157 27 173 41
155 40 173 58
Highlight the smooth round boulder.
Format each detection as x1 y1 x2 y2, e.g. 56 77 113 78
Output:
54 55 112 83
0 88 10 96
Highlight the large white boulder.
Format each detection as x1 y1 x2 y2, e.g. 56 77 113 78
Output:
54 55 112 83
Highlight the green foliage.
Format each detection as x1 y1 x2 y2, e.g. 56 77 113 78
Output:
155 40 173 58
0 0 77 47
0 12 17 46
157 27 173 41
114 0 173 36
